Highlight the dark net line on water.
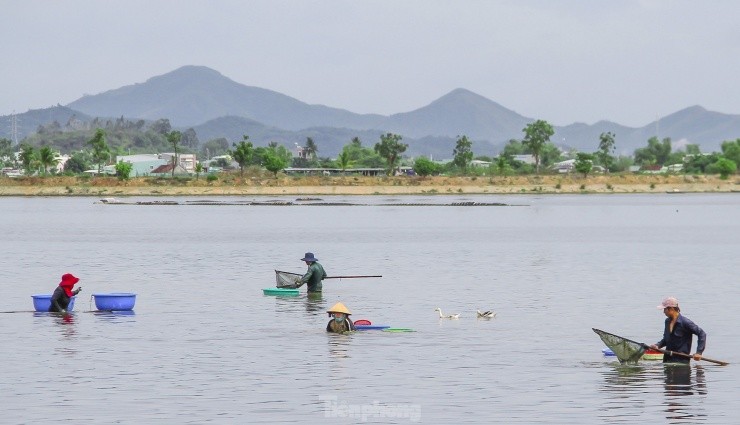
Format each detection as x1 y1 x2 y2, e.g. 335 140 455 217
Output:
98 199 516 207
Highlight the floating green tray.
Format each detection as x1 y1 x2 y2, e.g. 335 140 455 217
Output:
262 288 300 296
382 328 415 333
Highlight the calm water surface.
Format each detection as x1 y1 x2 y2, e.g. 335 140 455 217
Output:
1 194 738 424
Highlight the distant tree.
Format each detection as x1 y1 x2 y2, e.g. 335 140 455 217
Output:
494 155 513 176
38 146 59 175
200 137 230 159
195 162 203 180
304 137 318 159
684 152 720 174
166 130 182 177
666 151 686 167
374 133 407 175
502 139 525 157
574 152 593 177
292 156 310 168
685 144 702 156
721 138 740 165
714 158 737 179
214 157 230 168
413 156 440 177
263 151 288 177
19 144 37 174
341 137 384 168
539 143 563 169
230 135 254 176
64 151 91 174
596 132 616 173
151 119 172 135
87 129 110 174
343 137 363 161
181 128 199 148
452 135 474 171
0 138 12 163
611 155 634 173
115 161 133 180
336 151 354 174
522 120 554 174
634 137 671 166
255 143 292 167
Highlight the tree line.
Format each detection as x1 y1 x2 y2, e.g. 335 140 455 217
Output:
1 116 737 179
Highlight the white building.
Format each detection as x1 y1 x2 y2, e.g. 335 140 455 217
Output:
160 153 196 173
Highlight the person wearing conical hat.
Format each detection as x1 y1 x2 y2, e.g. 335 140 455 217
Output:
49 273 82 313
326 302 356 333
295 252 327 294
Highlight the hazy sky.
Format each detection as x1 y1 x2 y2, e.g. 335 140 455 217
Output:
3 1 739 127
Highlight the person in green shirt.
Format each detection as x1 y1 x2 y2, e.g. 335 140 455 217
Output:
295 252 326 294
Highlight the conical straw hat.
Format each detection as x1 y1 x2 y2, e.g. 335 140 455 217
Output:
327 302 351 315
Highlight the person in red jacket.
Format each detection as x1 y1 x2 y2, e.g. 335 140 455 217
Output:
49 273 82 313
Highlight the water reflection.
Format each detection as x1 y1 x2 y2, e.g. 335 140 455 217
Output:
327 334 352 385
663 365 707 423
33 311 77 330
92 310 136 322
598 363 708 423
601 363 650 387
305 293 326 315
271 293 327 316
50 312 78 356
55 312 76 327
327 334 352 360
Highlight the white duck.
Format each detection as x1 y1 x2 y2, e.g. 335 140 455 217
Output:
476 310 497 319
435 308 460 319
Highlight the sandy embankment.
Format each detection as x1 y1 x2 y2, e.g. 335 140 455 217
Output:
0 174 737 196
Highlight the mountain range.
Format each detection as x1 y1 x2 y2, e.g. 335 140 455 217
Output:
3 65 739 158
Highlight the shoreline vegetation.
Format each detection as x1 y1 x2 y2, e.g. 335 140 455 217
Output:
0 174 737 197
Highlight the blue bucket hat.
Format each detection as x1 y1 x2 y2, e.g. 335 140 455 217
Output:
301 252 318 262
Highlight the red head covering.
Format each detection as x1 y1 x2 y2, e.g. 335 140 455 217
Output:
59 273 79 297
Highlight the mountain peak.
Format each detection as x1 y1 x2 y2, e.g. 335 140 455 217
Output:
145 65 228 85
437 88 488 102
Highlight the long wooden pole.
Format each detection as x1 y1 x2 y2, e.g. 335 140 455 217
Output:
275 270 382 280
649 346 728 366
326 275 382 279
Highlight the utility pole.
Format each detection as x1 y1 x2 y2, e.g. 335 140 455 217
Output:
9 111 20 145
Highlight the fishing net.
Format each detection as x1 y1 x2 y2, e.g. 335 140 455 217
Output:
593 328 647 364
275 270 302 289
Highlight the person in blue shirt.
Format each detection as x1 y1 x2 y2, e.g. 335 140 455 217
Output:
650 297 706 364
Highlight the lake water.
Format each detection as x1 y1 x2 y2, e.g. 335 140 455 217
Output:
1 193 738 424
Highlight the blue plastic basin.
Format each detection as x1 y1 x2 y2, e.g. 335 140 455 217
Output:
32 295 75 312
93 293 136 311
